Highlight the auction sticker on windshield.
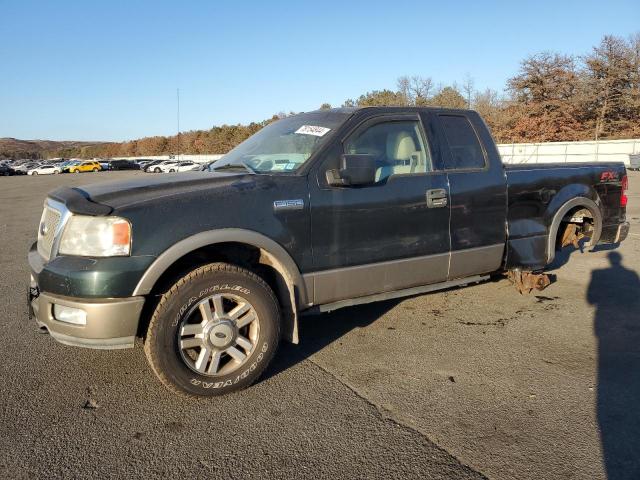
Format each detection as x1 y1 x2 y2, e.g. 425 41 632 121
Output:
295 125 331 136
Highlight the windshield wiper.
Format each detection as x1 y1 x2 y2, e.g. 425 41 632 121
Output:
211 161 256 174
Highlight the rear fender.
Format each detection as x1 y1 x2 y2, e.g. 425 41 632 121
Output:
545 192 602 264
506 184 603 270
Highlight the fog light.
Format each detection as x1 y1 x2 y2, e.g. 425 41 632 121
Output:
53 304 87 325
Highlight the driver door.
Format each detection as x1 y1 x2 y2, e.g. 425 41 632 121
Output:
307 113 451 305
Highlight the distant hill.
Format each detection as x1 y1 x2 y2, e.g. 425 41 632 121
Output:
0 138 108 160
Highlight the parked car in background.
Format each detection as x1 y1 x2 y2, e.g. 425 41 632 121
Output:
110 160 141 171
630 154 640 171
171 161 200 172
158 160 200 173
0 164 16 176
99 160 111 171
143 160 164 172
14 162 40 174
61 161 80 173
27 165 61 175
154 161 179 173
68 161 102 173
9 164 27 175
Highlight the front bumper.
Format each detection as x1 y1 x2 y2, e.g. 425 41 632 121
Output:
29 277 145 349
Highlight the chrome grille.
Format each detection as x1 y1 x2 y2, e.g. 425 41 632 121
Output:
37 205 62 261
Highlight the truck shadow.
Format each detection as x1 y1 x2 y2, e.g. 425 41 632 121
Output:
588 252 640 479
262 300 399 382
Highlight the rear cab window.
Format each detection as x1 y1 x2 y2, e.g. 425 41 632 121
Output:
439 115 486 170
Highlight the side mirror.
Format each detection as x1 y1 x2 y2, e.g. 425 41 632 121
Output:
326 154 377 187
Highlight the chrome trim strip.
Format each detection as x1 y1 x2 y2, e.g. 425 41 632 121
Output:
614 222 630 243
273 199 304 211
45 198 72 261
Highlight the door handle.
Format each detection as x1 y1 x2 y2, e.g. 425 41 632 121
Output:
426 188 448 208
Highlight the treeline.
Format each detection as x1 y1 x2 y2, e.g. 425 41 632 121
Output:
339 33 640 143
50 121 270 159
7 33 640 160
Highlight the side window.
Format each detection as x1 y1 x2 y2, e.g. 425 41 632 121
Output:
439 115 486 170
344 120 431 182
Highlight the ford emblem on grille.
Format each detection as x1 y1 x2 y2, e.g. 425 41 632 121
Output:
39 222 49 236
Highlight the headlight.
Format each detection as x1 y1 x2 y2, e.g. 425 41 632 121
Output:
58 216 131 257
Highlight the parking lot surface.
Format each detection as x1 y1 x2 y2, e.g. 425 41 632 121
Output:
1 170 638 479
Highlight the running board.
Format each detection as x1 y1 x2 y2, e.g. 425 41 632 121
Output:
309 274 490 314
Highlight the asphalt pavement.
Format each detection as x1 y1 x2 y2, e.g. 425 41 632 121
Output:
1 169 638 479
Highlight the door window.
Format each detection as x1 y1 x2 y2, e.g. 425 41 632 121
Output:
344 120 431 182
439 115 486 170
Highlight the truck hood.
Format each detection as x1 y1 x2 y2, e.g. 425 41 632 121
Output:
48 171 254 215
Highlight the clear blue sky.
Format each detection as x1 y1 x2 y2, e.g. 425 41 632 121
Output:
1 0 638 141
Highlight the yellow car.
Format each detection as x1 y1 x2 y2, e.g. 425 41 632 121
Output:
69 161 102 173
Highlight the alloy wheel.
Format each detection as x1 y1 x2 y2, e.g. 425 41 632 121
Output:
178 293 260 376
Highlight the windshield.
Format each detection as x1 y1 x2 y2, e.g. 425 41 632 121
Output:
209 111 350 174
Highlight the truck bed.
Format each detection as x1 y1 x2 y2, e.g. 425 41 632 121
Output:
504 161 627 270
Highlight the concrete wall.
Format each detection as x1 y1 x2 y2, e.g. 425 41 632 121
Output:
111 154 224 163
497 138 640 165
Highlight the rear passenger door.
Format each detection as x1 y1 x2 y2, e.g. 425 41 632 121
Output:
430 112 507 279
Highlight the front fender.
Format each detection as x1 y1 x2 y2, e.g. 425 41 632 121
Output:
132 228 308 303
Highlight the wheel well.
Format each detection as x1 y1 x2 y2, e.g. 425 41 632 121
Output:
547 198 602 264
136 242 298 343
555 206 595 249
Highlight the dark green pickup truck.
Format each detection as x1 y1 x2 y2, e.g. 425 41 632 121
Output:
28 107 630 397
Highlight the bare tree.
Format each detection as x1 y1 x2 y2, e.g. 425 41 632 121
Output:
396 75 433 105
411 76 433 105
462 73 475 108
396 76 411 105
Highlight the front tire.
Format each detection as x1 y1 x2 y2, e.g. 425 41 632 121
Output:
144 262 281 397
